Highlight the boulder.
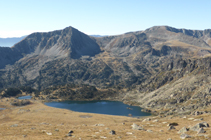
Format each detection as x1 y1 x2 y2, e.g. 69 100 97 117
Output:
180 134 191 139
66 130 73 137
66 133 72 136
191 111 206 116
142 118 151 122
193 111 201 116
178 127 188 134
188 118 195 121
190 122 209 131
109 130 116 135
197 128 206 134
131 123 145 130
200 122 209 127
168 125 176 130
46 132 52 136
68 130 73 133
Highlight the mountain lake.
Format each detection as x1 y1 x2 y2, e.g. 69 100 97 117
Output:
45 100 151 117
17 96 151 117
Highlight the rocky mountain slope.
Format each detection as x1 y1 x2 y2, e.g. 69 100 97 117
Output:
1 25 211 115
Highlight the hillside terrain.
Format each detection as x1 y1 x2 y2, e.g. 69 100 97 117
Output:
0 97 210 140
1 26 211 116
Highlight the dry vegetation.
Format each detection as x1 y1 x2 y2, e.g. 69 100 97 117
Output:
0 97 210 140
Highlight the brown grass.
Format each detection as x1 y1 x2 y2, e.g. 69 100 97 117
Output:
0 97 210 139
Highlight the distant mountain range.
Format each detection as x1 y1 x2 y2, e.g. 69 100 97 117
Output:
0 25 211 89
0 36 26 47
0 35 105 47
1 26 211 115
90 35 107 37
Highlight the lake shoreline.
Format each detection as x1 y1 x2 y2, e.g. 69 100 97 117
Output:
18 95 152 117
41 97 156 115
1 96 211 139
44 100 151 117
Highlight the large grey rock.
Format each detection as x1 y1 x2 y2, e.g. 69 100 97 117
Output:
200 122 209 127
66 133 72 136
131 123 145 130
168 125 176 130
197 128 206 134
142 118 151 122
191 111 207 116
190 122 209 131
178 127 188 134
180 134 191 139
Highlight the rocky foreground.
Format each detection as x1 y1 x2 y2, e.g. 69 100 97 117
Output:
0 97 211 140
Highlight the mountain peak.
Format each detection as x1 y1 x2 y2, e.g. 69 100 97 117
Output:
12 26 101 59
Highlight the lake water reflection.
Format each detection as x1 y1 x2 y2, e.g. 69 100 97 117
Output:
17 95 32 100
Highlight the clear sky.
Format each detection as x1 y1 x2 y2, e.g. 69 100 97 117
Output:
0 0 211 38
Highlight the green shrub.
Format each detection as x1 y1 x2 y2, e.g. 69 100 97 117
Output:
3 88 21 97
11 99 31 106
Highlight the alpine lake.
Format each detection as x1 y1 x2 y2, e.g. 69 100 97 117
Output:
18 96 151 117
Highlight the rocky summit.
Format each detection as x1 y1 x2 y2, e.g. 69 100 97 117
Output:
1 25 211 116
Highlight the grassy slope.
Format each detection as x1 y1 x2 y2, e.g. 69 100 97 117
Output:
0 98 210 140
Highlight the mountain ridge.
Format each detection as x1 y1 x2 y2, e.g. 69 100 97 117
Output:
1 25 211 115
11 26 101 59
1 25 211 88
0 26 101 69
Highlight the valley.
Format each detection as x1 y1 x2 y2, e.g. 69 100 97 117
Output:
0 97 210 139
1 25 211 139
1 26 211 116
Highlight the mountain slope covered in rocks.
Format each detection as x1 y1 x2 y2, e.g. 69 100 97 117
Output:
1 25 211 115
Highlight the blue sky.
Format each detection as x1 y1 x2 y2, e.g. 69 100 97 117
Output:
0 0 211 38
